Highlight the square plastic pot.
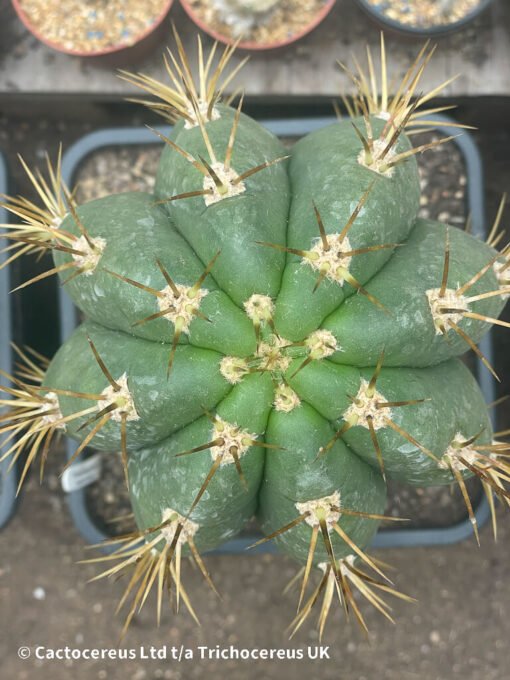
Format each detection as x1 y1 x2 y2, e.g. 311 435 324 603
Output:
0 151 19 530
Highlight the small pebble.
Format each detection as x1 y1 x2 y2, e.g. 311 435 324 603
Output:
430 630 441 644
32 586 46 600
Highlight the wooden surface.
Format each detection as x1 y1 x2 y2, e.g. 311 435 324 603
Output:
0 0 509 97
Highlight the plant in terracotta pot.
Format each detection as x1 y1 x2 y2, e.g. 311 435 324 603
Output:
180 0 336 50
11 0 174 60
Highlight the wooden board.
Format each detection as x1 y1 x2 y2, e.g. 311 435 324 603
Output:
0 1 509 97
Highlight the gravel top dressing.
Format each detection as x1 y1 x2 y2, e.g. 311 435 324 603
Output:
365 0 483 29
185 0 330 45
17 0 167 52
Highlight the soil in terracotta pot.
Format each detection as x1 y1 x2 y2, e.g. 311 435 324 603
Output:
184 0 331 46
16 0 168 53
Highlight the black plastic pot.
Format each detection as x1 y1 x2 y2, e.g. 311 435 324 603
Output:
59 114 493 552
0 151 19 530
354 0 495 38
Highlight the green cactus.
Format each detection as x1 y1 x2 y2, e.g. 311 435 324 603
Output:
2 35 510 637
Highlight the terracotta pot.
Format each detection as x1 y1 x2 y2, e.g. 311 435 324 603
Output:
179 0 336 51
11 0 174 63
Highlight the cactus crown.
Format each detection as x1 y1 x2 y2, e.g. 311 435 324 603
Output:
339 35 463 130
119 28 247 127
0 146 74 267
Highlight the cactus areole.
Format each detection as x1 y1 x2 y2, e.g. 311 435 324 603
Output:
2 34 510 637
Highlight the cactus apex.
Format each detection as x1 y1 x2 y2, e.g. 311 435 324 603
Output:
153 98 289 207
288 555 415 640
119 26 248 127
427 230 510 381
83 509 219 637
0 346 106 492
273 383 301 413
0 146 78 269
439 432 510 544
252 490 407 633
5 34 510 640
338 34 470 133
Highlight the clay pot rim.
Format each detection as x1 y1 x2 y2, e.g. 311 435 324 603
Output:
11 0 174 57
179 0 336 51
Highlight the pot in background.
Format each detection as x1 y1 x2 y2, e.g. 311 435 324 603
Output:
11 0 174 65
354 0 495 38
179 0 336 51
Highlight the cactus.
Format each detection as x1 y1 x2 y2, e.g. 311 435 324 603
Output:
207 0 282 34
1 34 510 638
219 0 281 14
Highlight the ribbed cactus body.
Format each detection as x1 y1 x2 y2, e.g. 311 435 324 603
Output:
43 104 504 562
53 192 256 355
155 105 290 303
275 117 421 339
289 358 492 485
128 373 272 553
4 36 510 635
324 219 505 366
259 404 387 564
44 322 230 449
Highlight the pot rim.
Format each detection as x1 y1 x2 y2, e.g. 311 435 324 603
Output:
179 0 336 51
354 0 495 37
11 0 174 57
